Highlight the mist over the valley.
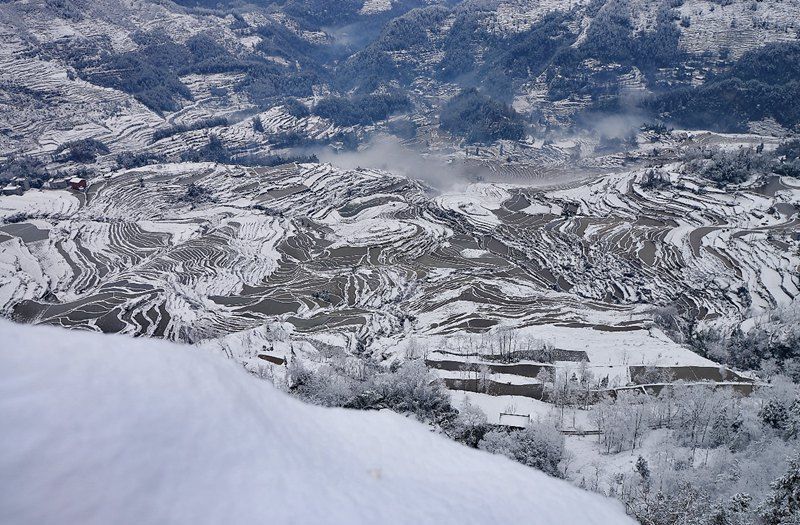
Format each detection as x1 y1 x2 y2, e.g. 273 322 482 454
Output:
315 135 474 189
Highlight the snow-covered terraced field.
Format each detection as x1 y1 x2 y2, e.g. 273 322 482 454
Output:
0 0 317 158
676 0 800 59
0 30 162 156
2 159 796 397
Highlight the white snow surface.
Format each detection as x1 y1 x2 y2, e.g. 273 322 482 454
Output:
0 321 633 525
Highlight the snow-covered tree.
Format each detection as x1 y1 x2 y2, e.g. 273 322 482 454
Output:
760 454 800 525
592 391 650 453
547 366 580 423
448 398 489 448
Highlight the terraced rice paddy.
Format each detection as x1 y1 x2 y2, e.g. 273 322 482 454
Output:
1 160 797 398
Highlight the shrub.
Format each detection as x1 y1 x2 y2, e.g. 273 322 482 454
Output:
370 360 454 422
46 0 83 20
774 139 800 177
3 212 31 224
54 139 109 163
115 151 166 169
179 182 213 203
282 97 310 118
776 139 800 161
640 169 672 190
447 399 489 448
179 134 231 163
478 421 565 477
759 454 800 525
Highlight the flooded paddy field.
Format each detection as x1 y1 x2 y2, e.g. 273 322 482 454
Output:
1 159 797 399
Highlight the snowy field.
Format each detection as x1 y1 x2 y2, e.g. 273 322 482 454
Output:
0 320 633 525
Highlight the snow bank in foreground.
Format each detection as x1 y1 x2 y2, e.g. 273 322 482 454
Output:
0 321 633 525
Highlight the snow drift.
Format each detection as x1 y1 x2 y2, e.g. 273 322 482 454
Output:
0 321 633 524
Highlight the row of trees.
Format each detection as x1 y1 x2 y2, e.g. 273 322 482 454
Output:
151 117 228 143
654 139 800 189
176 135 319 167
115 151 166 170
53 138 109 163
435 329 561 363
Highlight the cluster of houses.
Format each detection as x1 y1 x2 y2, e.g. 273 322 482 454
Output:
1 176 29 196
1 176 87 196
45 177 88 191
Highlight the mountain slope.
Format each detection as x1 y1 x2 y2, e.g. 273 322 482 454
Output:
2 0 799 160
0 320 634 525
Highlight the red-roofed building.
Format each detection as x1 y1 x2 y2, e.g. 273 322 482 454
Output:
69 177 87 191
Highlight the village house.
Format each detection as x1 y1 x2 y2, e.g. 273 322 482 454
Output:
43 177 70 190
497 412 531 429
1 183 24 196
12 177 30 190
69 177 87 191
